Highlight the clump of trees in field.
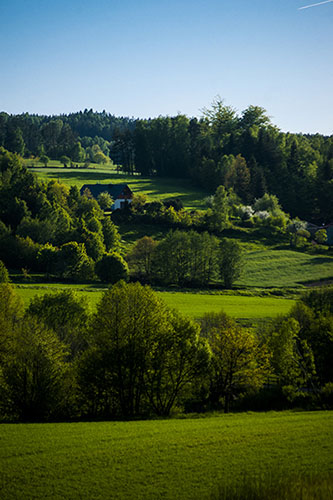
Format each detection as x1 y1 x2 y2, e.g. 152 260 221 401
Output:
0 279 332 422
127 231 243 288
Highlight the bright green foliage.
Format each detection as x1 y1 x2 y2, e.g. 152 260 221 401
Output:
60 155 71 167
78 282 209 417
201 311 270 412
95 252 129 283
0 284 23 364
264 316 316 391
126 235 157 280
37 243 58 274
27 290 90 358
253 193 281 213
144 309 210 416
153 230 219 286
39 154 50 167
57 242 95 281
97 191 113 211
101 217 121 252
314 229 327 245
208 185 230 232
219 238 243 288
0 259 9 283
0 316 69 421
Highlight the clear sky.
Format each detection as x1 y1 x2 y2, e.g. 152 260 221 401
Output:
0 0 332 134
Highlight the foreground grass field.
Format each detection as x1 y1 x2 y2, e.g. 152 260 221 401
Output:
29 165 210 210
0 411 332 499
15 285 295 322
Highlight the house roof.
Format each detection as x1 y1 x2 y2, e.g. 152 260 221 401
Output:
80 183 132 200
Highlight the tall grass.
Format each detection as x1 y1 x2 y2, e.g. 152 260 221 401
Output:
213 472 333 500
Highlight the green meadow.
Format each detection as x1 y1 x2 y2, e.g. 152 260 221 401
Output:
15 285 295 322
28 164 210 210
238 249 333 287
0 411 332 500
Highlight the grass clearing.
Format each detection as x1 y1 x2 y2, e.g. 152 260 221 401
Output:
0 411 332 499
238 249 333 288
14 284 295 322
158 291 295 321
28 165 210 210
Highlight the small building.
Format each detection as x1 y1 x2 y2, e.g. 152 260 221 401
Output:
80 183 133 210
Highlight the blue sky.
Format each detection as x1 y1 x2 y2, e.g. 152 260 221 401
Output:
0 0 332 134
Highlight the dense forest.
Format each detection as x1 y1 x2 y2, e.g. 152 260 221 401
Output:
1 99 332 222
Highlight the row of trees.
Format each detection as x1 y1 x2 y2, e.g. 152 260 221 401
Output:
127 232 243 288
1 100 332 221
0 279 332 422
0 110 133 165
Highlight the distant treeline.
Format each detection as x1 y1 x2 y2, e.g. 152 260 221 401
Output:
1 99 332 222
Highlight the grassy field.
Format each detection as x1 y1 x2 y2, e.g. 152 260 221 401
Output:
0 411 332 499
28 164 210 210
159 291 295 321
14 284 295 322
238 249 333 287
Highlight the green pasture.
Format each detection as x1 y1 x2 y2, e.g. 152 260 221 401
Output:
15 285 295 322
0 411 332 499
238 249 333 288
159 291 295 321
28 164 209 210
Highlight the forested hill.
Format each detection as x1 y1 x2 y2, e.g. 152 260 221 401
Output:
1 100 332 222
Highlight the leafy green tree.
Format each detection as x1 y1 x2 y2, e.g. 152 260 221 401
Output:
57 242 95 281
39 154 50 167
0 284 23 365
0 260 9 283
95 252 129 283
97 191 113 211
253 193 281 213
0 316 69 421
264 316 317 394
37 243 58 274
101 217 121 252
208 185 230 232
70 141 85 162
144 309 210 416
126 236 157 281
27 290 90 358
201 311 270 412
5 127 25 156
314 229 327 245
78 282 209 417
79 282 170 416
60 155 71 167
219 239 243 288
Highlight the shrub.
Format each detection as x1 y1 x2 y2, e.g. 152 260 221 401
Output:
95 252 129 283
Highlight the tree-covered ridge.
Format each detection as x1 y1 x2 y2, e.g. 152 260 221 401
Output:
1 99 332 221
